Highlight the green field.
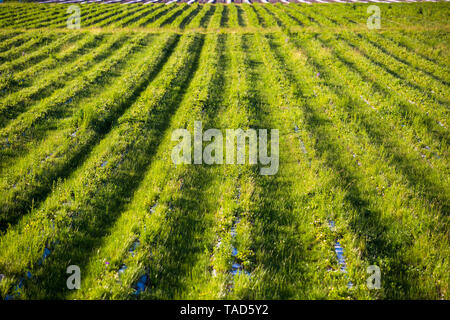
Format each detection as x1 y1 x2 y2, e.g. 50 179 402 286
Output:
0 1 448 300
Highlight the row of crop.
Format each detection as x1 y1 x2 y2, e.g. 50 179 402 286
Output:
0 32 83 87
316 33 448 174
294 5 449 136
164 3 198 29
252 4 279 28
0 8 48 28
0 33 447 300
232 4 246 27
56 3 125 28
349 33 448 106
303 29 449 211
400 29 449 57
0 32 21 51
0 5 48 28
386 30 450 71
81 4 133 28
204 33 257 299
177 2 213 29
0 33 34 58
0 33 128 224
154 3 189 28
0 4 102 29
296 28 448 216
346 34 447 139
0 32 126 135
0 33 203 299
0 32 97 98
20 5 69 29
0 32 54 65
206 16 448 298
0 4 135 29
0 33 102 120
308 2 450 29
38 4 109 29
94 4 150 28
306 8 449 140
240 3 259 27
207 3 223 29
268 3 303 28
308 8 449 111
281 4 317 27
0 7 42 27
0 4 30 20
381 2 450 27
314 5 450 86
133 4 177 28
178 3 204 28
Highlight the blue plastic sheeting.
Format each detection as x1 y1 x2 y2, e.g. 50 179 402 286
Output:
294 125 308 156
231 263 241 275
4 278 24 300
230 226 237 238
328 220 353 288
327 220 347 271
5 243 57 299
133 274 148 295
150 202 158 213
5 255 43 299
232 247 238 257
335 241 347 271
231 263 251 277
128 239 140 257
118 264 127 276
42 247 51 260
236 188 241 203
38 247 51 265
16 279 24 290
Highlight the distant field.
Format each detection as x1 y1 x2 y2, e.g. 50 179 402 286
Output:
0 1 448 300
0 1 449 30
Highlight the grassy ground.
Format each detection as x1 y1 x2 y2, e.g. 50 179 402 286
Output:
0 2 448 300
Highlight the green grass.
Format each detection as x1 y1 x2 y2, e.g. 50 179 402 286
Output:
0 2 448 300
